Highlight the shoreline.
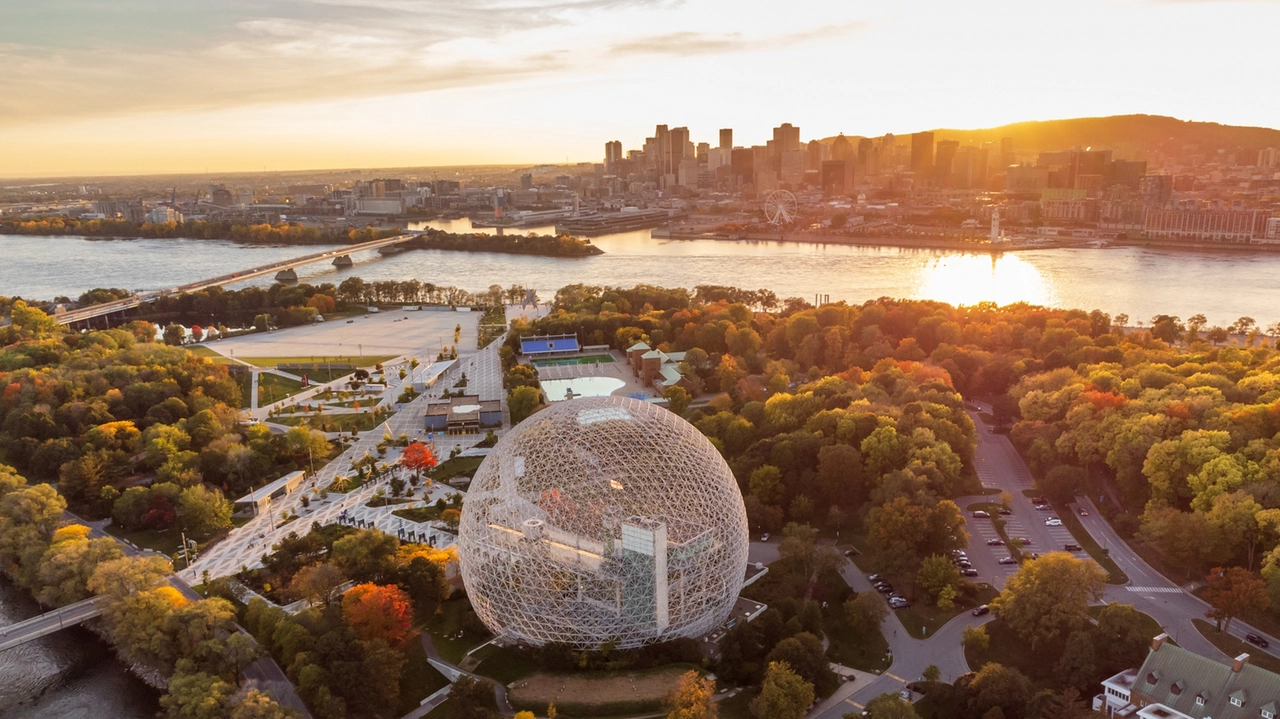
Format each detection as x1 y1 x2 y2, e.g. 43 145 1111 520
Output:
651 229 1280 254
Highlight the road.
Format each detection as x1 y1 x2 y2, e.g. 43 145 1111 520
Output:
0 596 104 651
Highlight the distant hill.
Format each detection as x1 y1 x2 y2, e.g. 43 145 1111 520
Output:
829 115 1280 156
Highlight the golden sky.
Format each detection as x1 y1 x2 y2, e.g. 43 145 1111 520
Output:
2 0 1278 178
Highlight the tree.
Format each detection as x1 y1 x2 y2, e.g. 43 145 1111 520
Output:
1093 602 1151 675
749 465 786 505
918 554 963 607
449 674 500 719
331 528 400 583
229 690 300 719
844 593 889 637
751 661 814 719
859 693 921 719
283 426 331 464
178 485 233 537
342 582 414 644
1203 566 1270 633
1054 630 1098 693
288 563 347 607
88 554 173 599
1 483 67 538
35 526 124 606
441 508 461 529
923 665 941 682
990 553 1105 649
664 385 692 415
397 554 451 615
766 632 831 692
163 323 187 346
665 669 718 719
508 386 542 425
963 625 990 653
957 663 1032 719
161 671 235 719
400 442 438 478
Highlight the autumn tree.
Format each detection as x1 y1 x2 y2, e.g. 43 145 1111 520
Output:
963 625 990 653
400 442 438 479
956 663 1033 719
664 385 692 415
991 553 1105 650
845 592 889 635
342 583 414 644
508 386 542 425
288 562 347 607
751 661 814 719
1203 566 1270 633
918 554 963 608
665 669 718 719
857 693 921 719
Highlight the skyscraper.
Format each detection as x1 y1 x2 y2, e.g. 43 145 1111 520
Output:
934 140 958 187
912 132 935 180
772 123 800 155
719 129 733 150
604 140 622 174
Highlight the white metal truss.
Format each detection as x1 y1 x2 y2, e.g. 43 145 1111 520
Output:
457 396 749 649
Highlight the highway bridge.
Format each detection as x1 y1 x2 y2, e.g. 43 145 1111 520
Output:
54 231 421 326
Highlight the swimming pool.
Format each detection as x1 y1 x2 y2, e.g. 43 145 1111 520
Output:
531 354 616 368
540 376 626 401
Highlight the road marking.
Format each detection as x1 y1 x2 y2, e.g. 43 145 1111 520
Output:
1126 586 1182 594
846 699 864 709
886 672 906 683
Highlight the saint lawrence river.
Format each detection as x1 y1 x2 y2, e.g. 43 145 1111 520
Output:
2 221 1279 328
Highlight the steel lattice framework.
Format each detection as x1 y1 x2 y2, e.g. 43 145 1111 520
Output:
457 396 749 649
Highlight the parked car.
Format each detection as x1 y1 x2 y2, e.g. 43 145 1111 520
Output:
1034 504 1051 511
1247 634 1270 648
1031 496 1047 504
999 508 1012 516
972 605 990 616
760 533 770 542
844 549 857 556
956 560 973 569
867 574 883 583
961 568 980 577
876 584 894 594
1015 537 1032 545
889 597 910 609
1045 518 1063 527
986 538 1005 546
999 556 1019 565
1064 543 1083 551
972 510 990 518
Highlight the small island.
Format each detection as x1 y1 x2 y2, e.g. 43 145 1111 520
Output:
416 228 602 257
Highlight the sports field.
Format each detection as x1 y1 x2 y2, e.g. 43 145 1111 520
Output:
530 354 616 367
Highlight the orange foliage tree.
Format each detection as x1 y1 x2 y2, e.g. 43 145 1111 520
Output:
342 583 414 644
400 442 438 477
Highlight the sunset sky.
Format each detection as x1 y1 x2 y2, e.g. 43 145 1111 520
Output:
3 0 1278 178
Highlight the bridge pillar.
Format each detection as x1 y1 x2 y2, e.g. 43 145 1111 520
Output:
274 268 298 282
332 255 353 267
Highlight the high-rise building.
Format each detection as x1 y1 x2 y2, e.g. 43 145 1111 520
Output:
719 129 733 150
1000 137 1015 167
857 138 877 177
604 141 622 174
520 174 533 190
934 140 959 187
821 160 854 196
772 123 800 155
730 148 755 185
912 132 934 179
831 134 853 162
1259 147 1279 169
807 139 828 171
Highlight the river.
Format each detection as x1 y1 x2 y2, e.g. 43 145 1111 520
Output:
2 220 1278 327
0 577 159 717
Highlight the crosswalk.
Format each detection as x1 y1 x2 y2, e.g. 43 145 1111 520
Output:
1126 586 1183 594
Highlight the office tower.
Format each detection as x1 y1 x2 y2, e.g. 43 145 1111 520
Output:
730 148 754 185
604 141 622 174
857 138 876 177
807 139 828 171
831 134 853 162
696 142 710 165
1001 137 1015 167
821 160 854 196
520 174 533 190
772 123 801 155
719 129 733 150
912 132 935 179
934 140 958 187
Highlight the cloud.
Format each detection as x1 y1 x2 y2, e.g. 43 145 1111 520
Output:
609 22 866 58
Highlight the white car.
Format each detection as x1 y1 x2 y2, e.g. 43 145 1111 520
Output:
1045 518 1063 527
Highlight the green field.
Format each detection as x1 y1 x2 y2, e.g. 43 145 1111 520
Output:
188 345 237 364
235 372 306 407
531 354 616 367
274 410 390 433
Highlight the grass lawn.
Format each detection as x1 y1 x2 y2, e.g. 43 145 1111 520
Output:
239 355 398 367
505 664 699 715
236 372 306 407
824 611 891 672
718 688 756 719
1021 490 1127 584
469 644 542 684
897 584 999 639
274 410 390 432
427 595 492 665
431 456 485 483
1193 619 1280 674
530 354 616 367
1088 604 1164 638
397 636 450 716
104 523 185 557
394 505 444 523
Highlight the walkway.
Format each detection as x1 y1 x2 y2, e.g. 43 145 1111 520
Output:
0 596 104 651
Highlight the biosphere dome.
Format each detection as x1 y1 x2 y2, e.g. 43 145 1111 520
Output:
457 395 749 649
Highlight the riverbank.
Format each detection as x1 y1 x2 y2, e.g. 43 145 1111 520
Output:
653 228 1280 254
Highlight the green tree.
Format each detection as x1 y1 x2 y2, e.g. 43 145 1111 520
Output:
161 671 235 719
163 323 187 346
449 674 501 719
765 632 831 693
963 625 990 653
750 661 814 719
178 485 233 537
918 554 963 607
664 385 693 415
749 465 786 505
508 386 542 425
858 693 921 719
229 690 300 719
922 665 941 682
990 553 1106 649
1 483 67 538
331 528 400 583
1093 602 1152 675
957 663 1033 719
1054 630 1098 693
35 525 124 606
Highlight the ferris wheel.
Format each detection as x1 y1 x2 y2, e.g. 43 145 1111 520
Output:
763 189 798 226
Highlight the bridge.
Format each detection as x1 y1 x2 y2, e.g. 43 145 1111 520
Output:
54 231 422 326
0 595 104 651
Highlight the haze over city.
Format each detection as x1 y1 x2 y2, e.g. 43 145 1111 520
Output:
5 0 1280 176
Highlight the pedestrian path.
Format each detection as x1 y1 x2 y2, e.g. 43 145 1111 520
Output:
1126 586 1183 594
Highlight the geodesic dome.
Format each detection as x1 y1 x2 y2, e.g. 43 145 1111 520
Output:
457 395 749 649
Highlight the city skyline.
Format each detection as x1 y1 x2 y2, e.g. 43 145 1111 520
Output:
4 0 1280 177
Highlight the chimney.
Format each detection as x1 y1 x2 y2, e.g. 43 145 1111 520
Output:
1234 653 1251 673
1152 633 1170 651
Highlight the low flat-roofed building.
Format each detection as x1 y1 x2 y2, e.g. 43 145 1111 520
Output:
424 394 502 434
234 470 306 516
